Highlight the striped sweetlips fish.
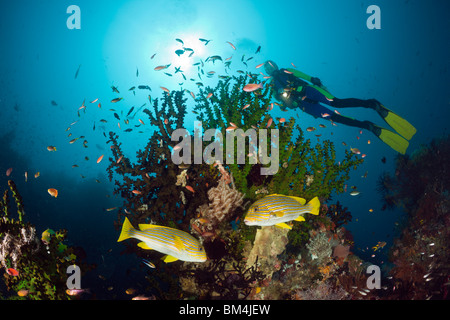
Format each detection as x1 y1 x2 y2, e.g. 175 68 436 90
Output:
244 194 320 229
117 217 207 263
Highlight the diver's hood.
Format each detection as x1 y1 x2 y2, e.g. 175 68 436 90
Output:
264 60 279 76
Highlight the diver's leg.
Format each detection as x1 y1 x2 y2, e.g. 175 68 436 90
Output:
300 100 372 128
299 101 409 154
328 113 374 131
331 98 383 112
304 86 334 105
300 100 331 119
329 113 409 154
332 98 416 140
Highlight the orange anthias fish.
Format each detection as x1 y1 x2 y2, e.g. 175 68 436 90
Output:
97 155 104 163
6 167 13 176
243 83 263 92
48 188 58 198
66 288 89 296
17 289 29 297
132 295 152 300
226 41 236 50
154 65 169 71
7 268 19 276
185 185 195 193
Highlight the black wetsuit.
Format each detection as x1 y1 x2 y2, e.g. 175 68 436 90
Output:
272 68 384 135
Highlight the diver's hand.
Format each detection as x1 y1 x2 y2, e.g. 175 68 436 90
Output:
311 77 323 87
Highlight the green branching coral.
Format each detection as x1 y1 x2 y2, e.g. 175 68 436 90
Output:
266 123 361 200
193 75 363 203
0 180 24 223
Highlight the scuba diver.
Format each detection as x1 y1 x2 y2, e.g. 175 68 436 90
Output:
264 60 416 154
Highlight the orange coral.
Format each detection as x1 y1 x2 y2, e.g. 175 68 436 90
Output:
318 264 333 281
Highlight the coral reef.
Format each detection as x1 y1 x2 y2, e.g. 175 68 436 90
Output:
247 213 365 300
193 76 363 202
191 165 246 241
325 201 352 228
107 91 216 233
291 280 349 300
0 224 35 271
245 226 289 279
0 181 89 299
180 257 265 300
108 74 365 299
378 135 450 300
306 231 335 265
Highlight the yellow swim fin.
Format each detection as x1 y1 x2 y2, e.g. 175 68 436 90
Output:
380 105 417 140
378 127 409 155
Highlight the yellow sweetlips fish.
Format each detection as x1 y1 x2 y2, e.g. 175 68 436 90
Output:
244 194 320 229
41 228 55 244
117 217 207 263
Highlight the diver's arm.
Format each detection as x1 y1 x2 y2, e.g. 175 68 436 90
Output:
286 68 323 87
283 68 334 100
286 68 313 82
